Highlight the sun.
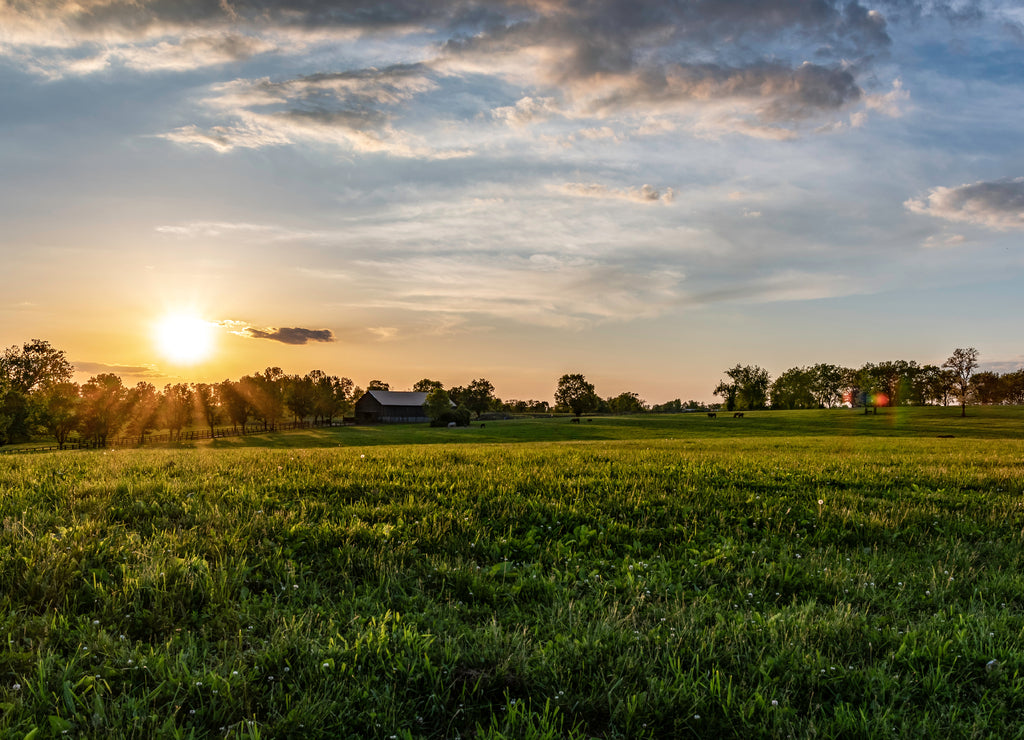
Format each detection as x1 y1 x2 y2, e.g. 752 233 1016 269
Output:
154 314 216 365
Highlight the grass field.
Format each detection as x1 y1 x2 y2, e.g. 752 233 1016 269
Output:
1 408 1023 737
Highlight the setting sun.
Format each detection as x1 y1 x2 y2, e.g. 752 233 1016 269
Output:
154 314 216 365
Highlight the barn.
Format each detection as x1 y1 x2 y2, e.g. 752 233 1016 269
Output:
353 390 430 423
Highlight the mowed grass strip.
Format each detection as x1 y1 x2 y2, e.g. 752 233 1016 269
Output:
1 413 1023 737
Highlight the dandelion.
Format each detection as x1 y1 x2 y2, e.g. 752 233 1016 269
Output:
92 620 100 626
12 683 20 691
818 499 824 506
772 699 779 706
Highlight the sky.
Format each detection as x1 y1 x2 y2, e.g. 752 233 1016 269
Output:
1 0 1023 405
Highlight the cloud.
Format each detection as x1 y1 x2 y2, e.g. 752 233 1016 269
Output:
73 361 165 378
905 178 1024 230
5 0 896 143
158 64 476 157
491 96 560 126
347 252 686 328
558 182 675 203
218 320 335 344
921 233 966 248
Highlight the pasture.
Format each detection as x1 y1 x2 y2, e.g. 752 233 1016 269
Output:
1 408 1023 737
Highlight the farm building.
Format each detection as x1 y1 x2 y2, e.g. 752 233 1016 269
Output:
353 390 430 423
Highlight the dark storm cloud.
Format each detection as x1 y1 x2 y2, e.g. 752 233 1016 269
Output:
241 326 335 345
905 178 1024 231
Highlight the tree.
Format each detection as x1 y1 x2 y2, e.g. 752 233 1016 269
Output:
555 373 598 418
425 387 462 426
79 374 130 446
243 368 285 430
126 382 160 443
283 374 316 423
971 371 1005 405
219 380 250 433
0 339 74 443
309 371 353 423
810 364 850 409
463 378 495 418
413 378 444 393
367 380 390 391
607 391 646 414
161 383 194 440
36 381 80 449
944 347 979 417
0 339 74 394
192 382 221 436
715 364 771 411
770 367 816 410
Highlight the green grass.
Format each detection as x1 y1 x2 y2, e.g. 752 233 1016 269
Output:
1 409 1024 737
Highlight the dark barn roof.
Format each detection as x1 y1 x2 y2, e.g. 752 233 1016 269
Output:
354 390 429 423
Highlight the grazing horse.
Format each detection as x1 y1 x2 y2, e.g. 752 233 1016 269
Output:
734 412 744 418
707 412 717 418
570 417 580 423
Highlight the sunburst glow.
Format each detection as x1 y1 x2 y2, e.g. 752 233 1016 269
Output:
154 314 216 364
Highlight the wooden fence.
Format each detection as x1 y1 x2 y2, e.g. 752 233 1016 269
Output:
0 418 349 456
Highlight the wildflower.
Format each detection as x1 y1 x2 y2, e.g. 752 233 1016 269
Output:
12 683 20 691
92 620 100 626
772 699 779 706
818 499 824 506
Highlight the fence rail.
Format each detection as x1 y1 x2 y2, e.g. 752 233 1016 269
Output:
0 419 349 456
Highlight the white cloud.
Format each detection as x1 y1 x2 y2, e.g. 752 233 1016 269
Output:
906 178 1024 231
557 182 675 203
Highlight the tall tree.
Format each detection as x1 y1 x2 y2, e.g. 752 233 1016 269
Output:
79 374 130 446
770 367 816 410
944 347 979 417
462 378 495 418
283 374 316 423
219 380 250 433
716 364 771 411
192 382 221 435
555 373 598 418
161 383 194 440
367 380 390 391
126 382 160 443
35 381 81 449
0 339 74 443
970 371 1005 405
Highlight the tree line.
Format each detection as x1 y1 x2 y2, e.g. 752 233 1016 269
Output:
3 340 1014 448
0 341 648 447
0 340 360 449
714 348 1009 416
